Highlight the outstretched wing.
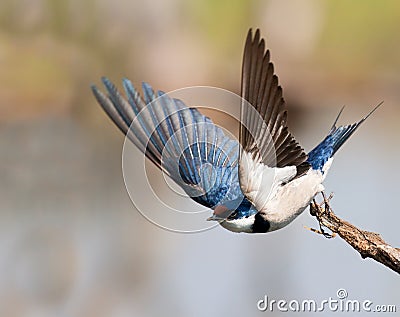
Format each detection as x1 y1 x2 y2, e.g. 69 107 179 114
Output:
239 29 310 211
92 78 242 209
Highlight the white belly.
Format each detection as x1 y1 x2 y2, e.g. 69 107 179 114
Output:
263 168 326 231
221 159 332 233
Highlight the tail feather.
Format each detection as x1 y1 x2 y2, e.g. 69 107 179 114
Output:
329 105 345 134
307 102 383 171
330 102 383 155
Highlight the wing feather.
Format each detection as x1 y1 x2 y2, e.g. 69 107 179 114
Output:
238 29 311 212
92 78 242 209
239 29 310 172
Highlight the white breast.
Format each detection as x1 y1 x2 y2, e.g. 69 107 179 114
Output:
263 169 325 231
239 151 298 211
229 153 333 233
262 158 333 231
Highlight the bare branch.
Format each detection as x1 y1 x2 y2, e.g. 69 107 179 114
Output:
309 192 400 275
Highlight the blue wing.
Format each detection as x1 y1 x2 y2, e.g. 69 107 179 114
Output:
91 78 242 208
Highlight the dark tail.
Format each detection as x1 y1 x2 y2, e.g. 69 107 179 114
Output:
307 102 383 170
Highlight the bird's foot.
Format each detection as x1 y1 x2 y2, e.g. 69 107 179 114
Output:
304 225 336 239
308 192 336 238
321 191 334 213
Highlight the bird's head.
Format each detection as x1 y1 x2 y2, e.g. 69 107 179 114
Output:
206 198 258 233
206 197 247 222
206 205 233 222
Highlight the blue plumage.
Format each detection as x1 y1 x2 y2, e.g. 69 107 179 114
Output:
307 136 334 171
92 78 243 210
92 28 383 234
92 76 381 228
231 199 257 219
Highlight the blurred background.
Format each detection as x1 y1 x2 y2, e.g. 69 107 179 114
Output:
1 0 400 316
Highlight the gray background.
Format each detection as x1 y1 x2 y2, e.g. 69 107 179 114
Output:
0 0 399 316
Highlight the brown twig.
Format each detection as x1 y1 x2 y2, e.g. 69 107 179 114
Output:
309 192 400 275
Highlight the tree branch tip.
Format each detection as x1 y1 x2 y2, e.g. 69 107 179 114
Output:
309 191 400 275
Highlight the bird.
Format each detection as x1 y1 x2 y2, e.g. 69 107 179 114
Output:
91 28 381 234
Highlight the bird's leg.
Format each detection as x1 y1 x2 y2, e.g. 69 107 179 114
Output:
306 217 335 238
305 220 335 238
321 191 334 214
310 198 318 216
318 219 335 239
304 223 335 238
306 192 336 238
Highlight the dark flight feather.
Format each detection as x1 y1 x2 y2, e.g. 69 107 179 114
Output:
240 29 310 176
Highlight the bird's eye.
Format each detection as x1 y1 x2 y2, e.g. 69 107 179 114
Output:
227 211 238 220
